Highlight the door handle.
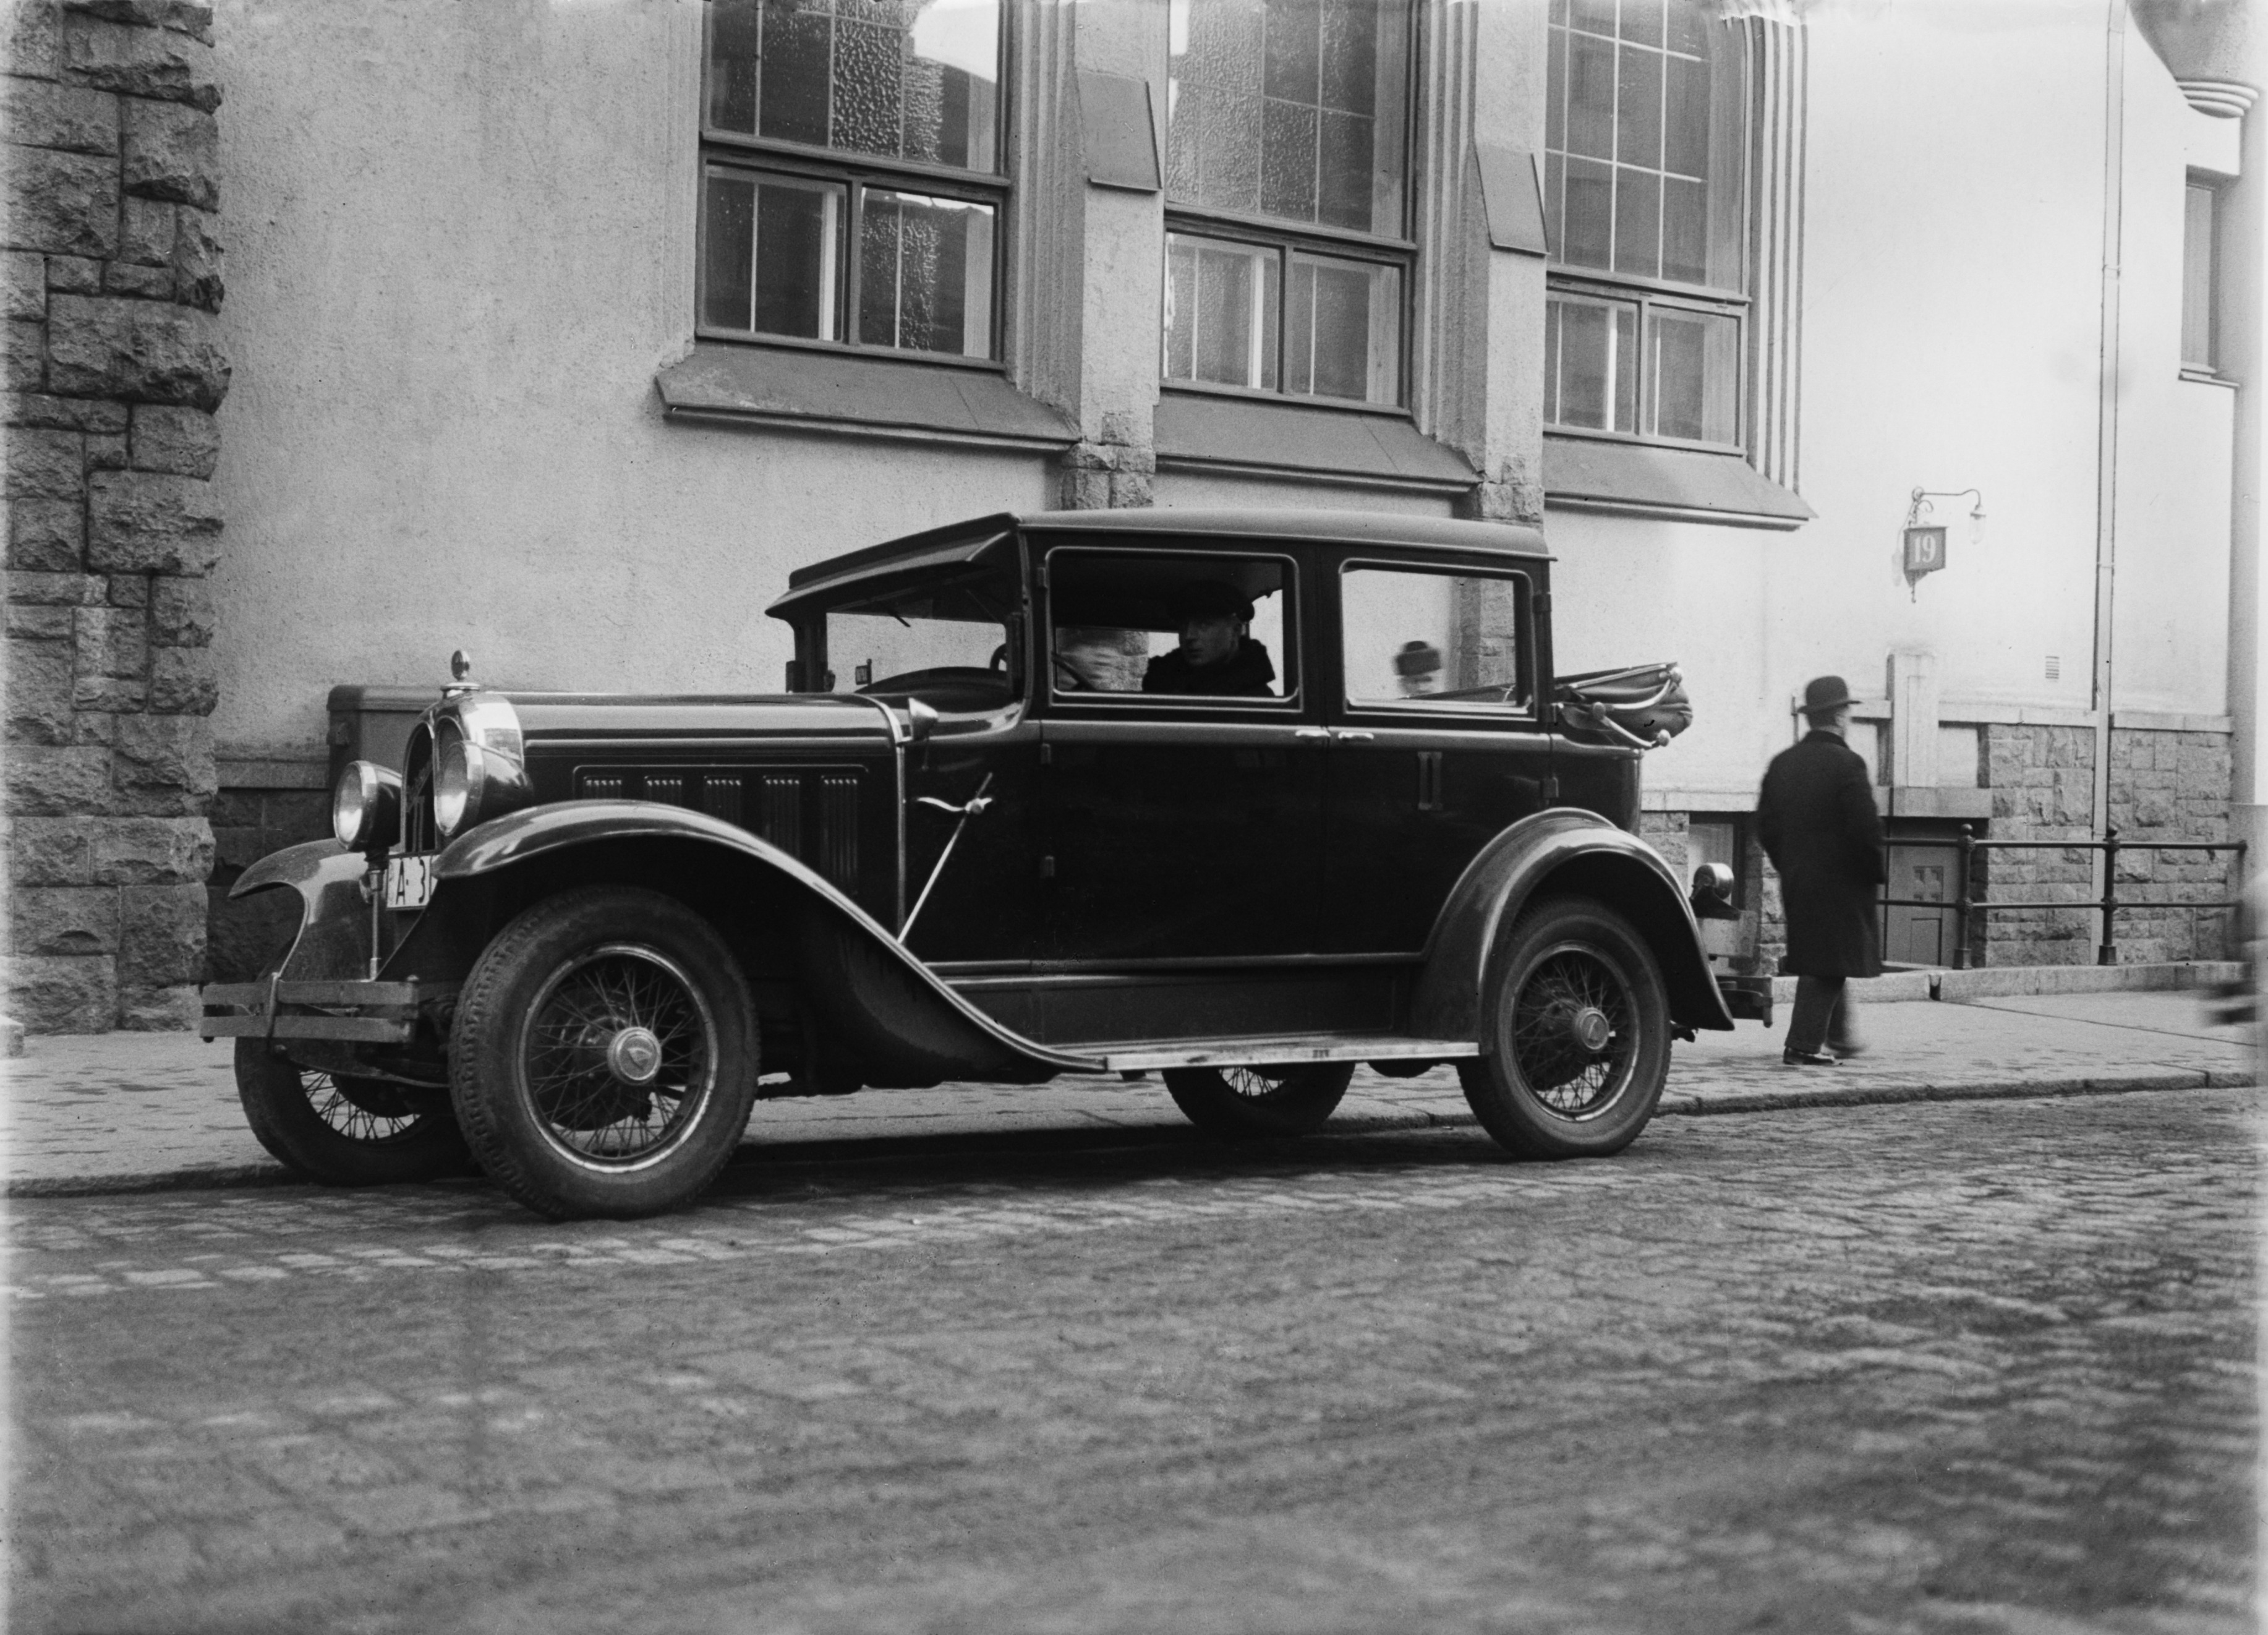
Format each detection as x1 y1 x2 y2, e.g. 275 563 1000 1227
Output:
1332 729 1376 743
1293 727 1331 742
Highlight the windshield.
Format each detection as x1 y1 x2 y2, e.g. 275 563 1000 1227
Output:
821 565 1019 713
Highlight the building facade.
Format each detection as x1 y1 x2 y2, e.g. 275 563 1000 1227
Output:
2 0 2259 1031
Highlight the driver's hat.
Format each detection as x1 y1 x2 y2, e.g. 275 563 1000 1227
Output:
1170 580 1254 623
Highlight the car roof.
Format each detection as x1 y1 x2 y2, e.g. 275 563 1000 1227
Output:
774 508 1550 618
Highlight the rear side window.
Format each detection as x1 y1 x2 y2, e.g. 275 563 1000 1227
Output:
1046 548 1298 702
1341 564 1532 712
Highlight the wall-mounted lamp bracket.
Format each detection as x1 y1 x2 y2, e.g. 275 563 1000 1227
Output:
1902 487 1985 600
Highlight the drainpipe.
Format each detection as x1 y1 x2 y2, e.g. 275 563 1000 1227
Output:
2089 0 2127 897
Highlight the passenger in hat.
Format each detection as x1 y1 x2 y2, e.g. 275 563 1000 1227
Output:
1140 579 1278 698
1756 675 1886 1065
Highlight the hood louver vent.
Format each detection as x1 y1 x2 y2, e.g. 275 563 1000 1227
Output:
576 766 861 893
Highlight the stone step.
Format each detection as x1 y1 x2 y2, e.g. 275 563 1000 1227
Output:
1761 960 2245 1005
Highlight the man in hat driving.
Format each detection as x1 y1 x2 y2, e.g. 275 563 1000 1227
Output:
1140 579 1278 698
1757 675 1886 1065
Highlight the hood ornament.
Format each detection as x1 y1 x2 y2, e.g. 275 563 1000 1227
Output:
443 649 479 698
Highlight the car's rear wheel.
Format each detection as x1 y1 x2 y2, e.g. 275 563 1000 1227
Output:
234 1038 473 1185
1457 895 1669 1158
1162 1062 1354 1137
450 886 759 1220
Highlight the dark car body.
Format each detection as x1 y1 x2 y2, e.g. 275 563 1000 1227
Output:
204 510 1759 1217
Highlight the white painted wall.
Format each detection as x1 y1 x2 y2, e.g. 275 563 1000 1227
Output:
1550 0 2237 806
210 0 1051 759
2110 36 2237 715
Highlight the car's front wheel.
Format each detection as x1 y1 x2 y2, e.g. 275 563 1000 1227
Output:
449 886 759 1220
1457 895 1669 1158
1162 1062 1354 1137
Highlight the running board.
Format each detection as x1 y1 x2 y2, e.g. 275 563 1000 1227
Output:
1090 1034 1480 1073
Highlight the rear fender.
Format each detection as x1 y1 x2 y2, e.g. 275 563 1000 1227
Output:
1412 809 1734 1041
430 801 1098 1085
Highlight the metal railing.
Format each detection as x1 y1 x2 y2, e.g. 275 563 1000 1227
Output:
1876 824 2249 969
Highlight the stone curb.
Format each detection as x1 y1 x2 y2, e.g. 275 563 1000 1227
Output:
11 1072 2255 1201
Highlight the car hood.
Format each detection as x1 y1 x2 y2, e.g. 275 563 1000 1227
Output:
495 691 900 752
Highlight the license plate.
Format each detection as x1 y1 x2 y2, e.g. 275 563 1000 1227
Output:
385 853 436 910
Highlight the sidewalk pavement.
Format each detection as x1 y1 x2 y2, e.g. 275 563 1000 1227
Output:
2 976 2254 1198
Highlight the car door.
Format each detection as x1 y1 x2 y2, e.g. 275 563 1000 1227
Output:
1037 539 1325 962
1323 557 1554 954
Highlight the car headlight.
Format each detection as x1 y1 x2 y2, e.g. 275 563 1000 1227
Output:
433 728 479 839
331 760 401 852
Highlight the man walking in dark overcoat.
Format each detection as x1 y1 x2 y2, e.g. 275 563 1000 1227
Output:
1757 675 1886 1065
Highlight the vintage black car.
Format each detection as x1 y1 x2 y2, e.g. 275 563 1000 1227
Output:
201 509 1765 1219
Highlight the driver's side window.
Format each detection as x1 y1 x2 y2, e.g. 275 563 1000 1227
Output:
1046 548 1298 702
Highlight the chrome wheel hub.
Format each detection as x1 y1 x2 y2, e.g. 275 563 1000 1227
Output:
1568 1005 1612 1053
605 1026 663 1086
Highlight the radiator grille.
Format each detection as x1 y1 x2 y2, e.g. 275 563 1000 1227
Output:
402 722 437 853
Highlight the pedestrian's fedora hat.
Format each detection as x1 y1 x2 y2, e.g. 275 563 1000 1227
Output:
1393 639 1443 678
1802 675 1856 715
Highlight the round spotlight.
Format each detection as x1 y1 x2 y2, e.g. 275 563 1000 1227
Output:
331 761 400 853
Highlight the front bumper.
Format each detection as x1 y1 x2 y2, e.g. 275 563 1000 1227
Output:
199 977 445 1044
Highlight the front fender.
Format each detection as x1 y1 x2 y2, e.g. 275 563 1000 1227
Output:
227 837 372 982
1412 809 1734 1040
433 801 1102 1082
230 835 351 899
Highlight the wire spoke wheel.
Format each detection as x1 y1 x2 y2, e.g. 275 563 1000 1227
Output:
519 943 715 1166
451 887 759 1221
1507 946 1639 1119
312 1071 427 1143
233 1035 472 1187
1459 896 1671 1159
1163 1061 1354 1137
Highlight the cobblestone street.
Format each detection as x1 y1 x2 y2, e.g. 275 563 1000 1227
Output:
11 1086 2260 1635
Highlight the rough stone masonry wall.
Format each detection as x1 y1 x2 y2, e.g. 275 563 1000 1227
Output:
2104 727 2235 965
1976 725 2099 967
3 0 227 1031
1974 724 2234 967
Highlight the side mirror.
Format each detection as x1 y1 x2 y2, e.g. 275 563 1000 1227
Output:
1690 862 1739 921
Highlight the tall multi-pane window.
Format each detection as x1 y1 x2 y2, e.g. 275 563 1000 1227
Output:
1543 0 1748 448
1164 0 1413 407
699 1 1004 361
2182 180 2219 373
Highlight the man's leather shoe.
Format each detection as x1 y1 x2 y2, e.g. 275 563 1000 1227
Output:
1781 1048 1838 1066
